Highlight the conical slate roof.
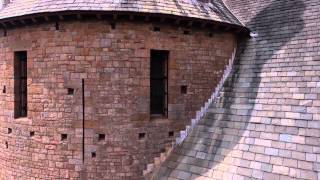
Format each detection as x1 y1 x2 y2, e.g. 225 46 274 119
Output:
0 0 243 26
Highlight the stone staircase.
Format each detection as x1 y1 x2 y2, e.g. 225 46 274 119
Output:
143 145 173 177
143 42 239 179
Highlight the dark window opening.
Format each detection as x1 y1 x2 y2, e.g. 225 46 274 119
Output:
181 85 187 94
139 132 146 140
153 26 161 32
14 51 27 118
67 88 74 95
5 141 8 149
61 134 68 141
91 152 96 158
110 23 116 30
3 29 7 37
183 30 190 35
3 85 6 93
55 22 60 30
150 50 169 116
208 32 213 37
98 134 105 141
30 131 35 137
8 128 12 134
168 131 174 137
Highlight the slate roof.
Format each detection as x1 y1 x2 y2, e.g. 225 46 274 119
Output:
153 0 320 179
0 0 243 26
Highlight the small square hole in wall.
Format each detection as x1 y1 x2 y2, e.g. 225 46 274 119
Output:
61 134 68 141
181 86 187 94
138 132 146 140
168 131 174 137
91 152 96 158
98 134 105 141
2 86 6 93
110 23 116 30
67 88 74 95
5 141 8 149
208 32 213 37
8 128 12 134
183 30 190 35
30 131 35 137
153 26 161 32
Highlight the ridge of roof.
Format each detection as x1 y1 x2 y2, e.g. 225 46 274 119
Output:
219 0 245 27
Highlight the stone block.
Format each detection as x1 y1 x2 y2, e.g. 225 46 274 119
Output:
272 165 289 175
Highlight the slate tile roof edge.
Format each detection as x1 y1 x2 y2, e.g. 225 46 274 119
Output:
0 0 248 29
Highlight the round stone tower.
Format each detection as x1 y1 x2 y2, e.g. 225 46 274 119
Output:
0 0 247 179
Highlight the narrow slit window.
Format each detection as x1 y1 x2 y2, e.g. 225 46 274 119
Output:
14 51 27 118
150 50 169 116
55 22 60 30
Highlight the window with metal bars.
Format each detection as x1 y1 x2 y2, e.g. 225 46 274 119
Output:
150 50 169 116
14 51 27 118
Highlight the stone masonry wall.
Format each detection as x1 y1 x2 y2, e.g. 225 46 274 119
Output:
0 20 235 179
153 0 320 179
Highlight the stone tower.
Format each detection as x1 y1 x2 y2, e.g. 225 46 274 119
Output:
0 0 247 179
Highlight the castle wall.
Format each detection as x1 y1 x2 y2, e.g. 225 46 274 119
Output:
0 20 235 179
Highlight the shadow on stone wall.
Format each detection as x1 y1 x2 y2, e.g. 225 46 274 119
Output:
153 0 306 178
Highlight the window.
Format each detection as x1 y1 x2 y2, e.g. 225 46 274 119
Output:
98 134 105 141
110 22 116 30
153 26 161 32
61 134 68 141
14 51 27 118
67 88 74 95
30 131 35 137
138 132 146 140
181 85 187 94
150 50 169 116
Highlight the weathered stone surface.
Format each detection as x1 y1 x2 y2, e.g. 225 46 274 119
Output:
0 20 235 179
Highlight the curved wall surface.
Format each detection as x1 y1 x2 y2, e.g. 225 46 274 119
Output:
0 20 235 179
